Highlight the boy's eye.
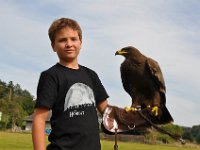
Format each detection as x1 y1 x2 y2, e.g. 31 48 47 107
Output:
71 37 78 41
58 38 66 42
57 37 79 43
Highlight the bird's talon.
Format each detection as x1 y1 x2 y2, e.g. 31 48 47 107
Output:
124 107 137 112
124 107 130 112
151 106 159 116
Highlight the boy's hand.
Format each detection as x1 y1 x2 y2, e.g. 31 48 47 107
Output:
97 100 108 114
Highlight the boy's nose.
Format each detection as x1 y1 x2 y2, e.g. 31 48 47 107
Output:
65 40 72 47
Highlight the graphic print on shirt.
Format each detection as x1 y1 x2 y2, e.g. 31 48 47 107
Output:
64 83 95 117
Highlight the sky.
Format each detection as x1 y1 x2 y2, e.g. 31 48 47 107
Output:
0 0 200 127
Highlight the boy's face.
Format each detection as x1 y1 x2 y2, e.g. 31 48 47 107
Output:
52 27 82 65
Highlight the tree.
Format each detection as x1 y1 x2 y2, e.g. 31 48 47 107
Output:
190 125 200 144
196 133 200 144
0 80 8 99
191 125 200 138
0 79 35 131
14 88 35 115
182 131 193 142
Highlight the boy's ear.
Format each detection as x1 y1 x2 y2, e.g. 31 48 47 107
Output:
51 42 56 52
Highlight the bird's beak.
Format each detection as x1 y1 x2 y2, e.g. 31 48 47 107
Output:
115 50 128 56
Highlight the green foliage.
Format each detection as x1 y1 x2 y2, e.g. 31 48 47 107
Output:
182 125 200 144
191 125 200 144
0 79 35 130
195 133 200 144
182 131 193 142
145 123 183 144
191 125 200 138
160 124 183 136
0 81 9 99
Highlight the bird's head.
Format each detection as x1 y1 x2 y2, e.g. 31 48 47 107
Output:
115 46 142 59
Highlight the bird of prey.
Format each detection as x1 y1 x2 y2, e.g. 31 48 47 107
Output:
115 46 173 124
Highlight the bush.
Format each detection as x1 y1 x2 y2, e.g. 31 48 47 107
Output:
196 133 200 144
182 131 193 142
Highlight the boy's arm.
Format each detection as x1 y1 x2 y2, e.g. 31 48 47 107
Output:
32 107 49 150
97 99 108 114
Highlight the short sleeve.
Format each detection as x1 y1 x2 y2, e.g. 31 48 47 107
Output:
35 71 58 109
90 71 109 105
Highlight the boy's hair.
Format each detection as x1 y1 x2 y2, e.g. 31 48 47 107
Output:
48 18 82 43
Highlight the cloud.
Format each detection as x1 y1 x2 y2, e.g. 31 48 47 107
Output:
0 0 199 127
167 93 200 127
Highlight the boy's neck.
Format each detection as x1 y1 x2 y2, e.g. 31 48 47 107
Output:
59 60 79 69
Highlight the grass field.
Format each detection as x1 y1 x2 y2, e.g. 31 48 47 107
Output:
0 131 199 150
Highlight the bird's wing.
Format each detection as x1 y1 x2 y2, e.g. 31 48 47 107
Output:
146 57 166 94
121 69 132 97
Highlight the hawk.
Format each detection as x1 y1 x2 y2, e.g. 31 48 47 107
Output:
115 46 173 124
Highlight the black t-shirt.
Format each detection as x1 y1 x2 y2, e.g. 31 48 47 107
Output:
35 63 109 150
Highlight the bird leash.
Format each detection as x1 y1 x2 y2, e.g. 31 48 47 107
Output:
138 110 186 144
112 109 185 150
114 128 118 150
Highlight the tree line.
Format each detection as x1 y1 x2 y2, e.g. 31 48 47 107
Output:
144 124 200 144
182 125 200 144
0 79 35 131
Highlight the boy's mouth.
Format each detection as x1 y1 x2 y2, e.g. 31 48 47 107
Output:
65 49 74 53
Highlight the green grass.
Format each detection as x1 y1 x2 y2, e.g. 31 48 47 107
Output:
0 132 34 150
101 140 200 150
0 131 199 150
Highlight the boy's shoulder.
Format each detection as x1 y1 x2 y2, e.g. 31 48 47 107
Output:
80 65 97 76
44 63 58 71
41 63 60 76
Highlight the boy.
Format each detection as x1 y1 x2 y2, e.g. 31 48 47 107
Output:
32 18 108 150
